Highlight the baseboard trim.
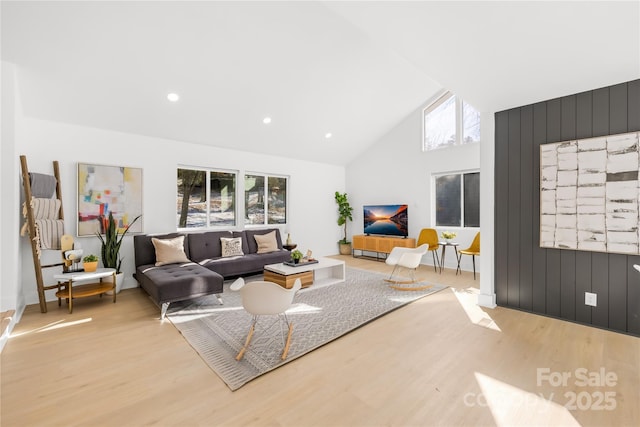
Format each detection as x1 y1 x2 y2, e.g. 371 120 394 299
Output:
477 292 497 309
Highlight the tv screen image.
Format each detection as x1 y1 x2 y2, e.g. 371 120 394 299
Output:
363 204 408 237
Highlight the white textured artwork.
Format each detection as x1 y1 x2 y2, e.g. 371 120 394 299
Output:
540 131 640 254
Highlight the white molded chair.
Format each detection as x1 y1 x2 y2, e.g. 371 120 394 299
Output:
230 277 302 361
385 244 429 288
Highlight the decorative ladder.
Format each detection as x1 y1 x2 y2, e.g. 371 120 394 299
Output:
19 155 65 313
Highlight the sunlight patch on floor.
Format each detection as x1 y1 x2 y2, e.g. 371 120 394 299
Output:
453 287 501 331
10 317 93 337
475 372 579 426
286 303 322 314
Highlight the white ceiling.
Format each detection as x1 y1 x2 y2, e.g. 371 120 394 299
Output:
3 1 639 166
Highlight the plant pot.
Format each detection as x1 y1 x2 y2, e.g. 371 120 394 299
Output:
83 261 98 272
293 259 300 264
104 272 124 295
338 242 352 255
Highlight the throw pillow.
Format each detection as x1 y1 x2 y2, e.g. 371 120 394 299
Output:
221 237 244 257
152 236 190 266
254 230 279 254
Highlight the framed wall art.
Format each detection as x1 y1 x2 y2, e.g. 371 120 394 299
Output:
540 131 640 254
77 163 143 236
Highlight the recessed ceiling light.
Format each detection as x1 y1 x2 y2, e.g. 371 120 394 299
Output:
167 93 179 102
263 117 272 124
325 133 332 139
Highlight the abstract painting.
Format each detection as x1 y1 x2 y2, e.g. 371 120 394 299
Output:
77 163 143 236
540 131 640 254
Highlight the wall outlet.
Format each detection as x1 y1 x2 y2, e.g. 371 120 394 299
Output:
585 292 597 307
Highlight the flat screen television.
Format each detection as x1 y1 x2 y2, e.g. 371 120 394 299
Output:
363 204 409 237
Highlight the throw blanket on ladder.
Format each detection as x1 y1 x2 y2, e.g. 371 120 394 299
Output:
21 198 64 257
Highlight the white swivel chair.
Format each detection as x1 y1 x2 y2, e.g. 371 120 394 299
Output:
385 244 432 290
230 277 302 361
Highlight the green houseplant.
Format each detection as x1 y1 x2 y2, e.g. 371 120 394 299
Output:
334 191 354 255
290 249 304 264
96 212 141 293
82 254 99 272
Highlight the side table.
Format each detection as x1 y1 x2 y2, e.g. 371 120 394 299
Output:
438 241 459 273
283 243 297 251
53 268 117 313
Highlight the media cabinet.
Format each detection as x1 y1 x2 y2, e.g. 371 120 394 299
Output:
352 235 416 260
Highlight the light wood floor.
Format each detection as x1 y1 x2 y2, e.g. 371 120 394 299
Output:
2 256 639 426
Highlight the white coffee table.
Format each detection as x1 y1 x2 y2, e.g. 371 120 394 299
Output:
53 268 117 313
264 257 345 289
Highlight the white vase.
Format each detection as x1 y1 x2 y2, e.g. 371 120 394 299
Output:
104 272 124 295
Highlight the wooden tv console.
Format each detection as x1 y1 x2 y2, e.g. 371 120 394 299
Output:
352 235 416 260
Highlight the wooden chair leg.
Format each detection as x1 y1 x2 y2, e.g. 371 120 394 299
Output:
281 323 293 360
236 322 256 361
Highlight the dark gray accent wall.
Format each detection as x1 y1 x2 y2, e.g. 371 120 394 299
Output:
495 79 640 336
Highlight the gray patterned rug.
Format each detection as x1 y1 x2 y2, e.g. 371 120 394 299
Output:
167 267 447 391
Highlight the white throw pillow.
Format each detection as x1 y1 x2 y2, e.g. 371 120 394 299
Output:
221 237 244 257
254 231 279 254
152 236 190 266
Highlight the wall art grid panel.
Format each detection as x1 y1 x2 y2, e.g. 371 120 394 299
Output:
540 131 640 253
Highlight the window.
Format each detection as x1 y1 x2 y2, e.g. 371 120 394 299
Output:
244 173 287 225
423 92 480 151
435 172 480 227
177 168 237 228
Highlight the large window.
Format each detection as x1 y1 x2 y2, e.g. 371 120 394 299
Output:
177 168 237 228
244 174 287 225
435 172 480 227
423 92 480 151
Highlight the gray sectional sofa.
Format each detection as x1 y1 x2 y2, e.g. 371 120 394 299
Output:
133 228 291 318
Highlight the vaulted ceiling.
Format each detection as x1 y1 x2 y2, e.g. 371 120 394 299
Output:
3 1 639 165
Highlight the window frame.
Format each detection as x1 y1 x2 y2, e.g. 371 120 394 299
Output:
176 166 238 230
432 169 480 229
422 91 480 151
244 172 289 227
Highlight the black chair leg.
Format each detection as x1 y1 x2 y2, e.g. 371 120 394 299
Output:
431 251 438 273
472 255 476 280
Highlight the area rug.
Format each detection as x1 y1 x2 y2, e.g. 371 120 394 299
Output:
166 267 447 391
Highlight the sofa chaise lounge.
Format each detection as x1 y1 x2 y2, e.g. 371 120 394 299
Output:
133 228 291 318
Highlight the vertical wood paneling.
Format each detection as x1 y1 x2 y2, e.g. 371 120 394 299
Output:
628 80 640 130
574 91 594 324
591 252 609 328
559 96 577 319
545 98 562 316
561 95 577 140
592 87 610 136
575 251 592 324
507 110 521 307
609 83 628 134
532 102 547 313
560 250 576 320
546 249 562 316
495 111 510 305
608 254 628 332
627 256 640 335
576 91 593 139
495 79 640 336
519 105 534 310
547 98 562 142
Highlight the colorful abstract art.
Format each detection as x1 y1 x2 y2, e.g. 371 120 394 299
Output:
77 163 143 236
540 131 640 254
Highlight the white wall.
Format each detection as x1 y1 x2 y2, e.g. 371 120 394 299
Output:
15 117 345 306
346 103 482 272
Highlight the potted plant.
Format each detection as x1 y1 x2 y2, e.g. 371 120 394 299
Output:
82 254 99 272
290 249 304 264
96 212 141 293
334 191 354 255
